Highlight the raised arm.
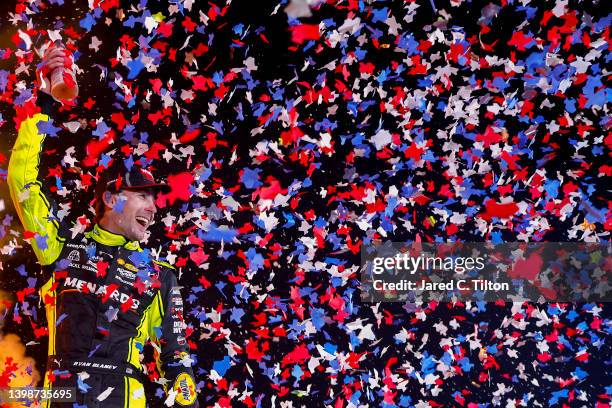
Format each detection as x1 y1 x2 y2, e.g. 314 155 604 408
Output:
8 96 66 265
148 263 199 407
7 45 71 266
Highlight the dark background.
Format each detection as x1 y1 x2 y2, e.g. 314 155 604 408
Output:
1 0 610 406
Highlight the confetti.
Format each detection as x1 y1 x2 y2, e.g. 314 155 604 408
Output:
0 0 610 407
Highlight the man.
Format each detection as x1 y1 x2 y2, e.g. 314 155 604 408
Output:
8 44 199 407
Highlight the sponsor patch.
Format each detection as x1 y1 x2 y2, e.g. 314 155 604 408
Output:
62 277 141 310
173 372 197 406
67 250 81 261
118 258 139 272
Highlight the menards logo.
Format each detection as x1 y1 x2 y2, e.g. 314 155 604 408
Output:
63 277 140 310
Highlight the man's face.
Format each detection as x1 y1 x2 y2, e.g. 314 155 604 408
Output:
105 189 157 242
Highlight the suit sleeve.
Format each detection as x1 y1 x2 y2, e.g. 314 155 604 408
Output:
7 93 65 266
148 266 199 407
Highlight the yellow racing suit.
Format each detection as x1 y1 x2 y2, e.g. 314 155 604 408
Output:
8 93 199 407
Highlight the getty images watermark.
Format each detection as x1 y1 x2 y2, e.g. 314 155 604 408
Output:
360 242 611 302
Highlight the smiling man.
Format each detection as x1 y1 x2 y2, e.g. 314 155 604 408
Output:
8 44 199 407
95 167 163 242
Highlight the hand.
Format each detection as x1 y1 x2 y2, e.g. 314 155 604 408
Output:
37 44 73 96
